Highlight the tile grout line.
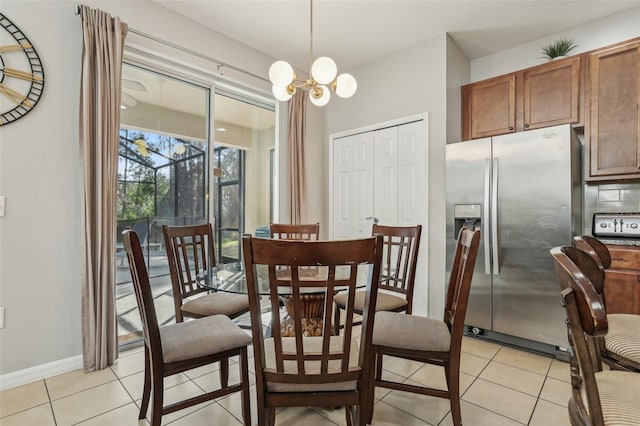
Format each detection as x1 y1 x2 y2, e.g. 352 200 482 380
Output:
42 379 59 426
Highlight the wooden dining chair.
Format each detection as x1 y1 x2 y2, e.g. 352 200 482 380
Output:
334 224 422 333
123 230 252 426
242 234 384 426
370 227 480 426
162 223 250 323
572 235 640 372
269 222 320 240
550 245 640 426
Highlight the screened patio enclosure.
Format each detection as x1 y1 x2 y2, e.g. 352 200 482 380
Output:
116 128 207 284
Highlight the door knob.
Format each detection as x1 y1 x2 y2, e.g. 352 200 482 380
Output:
365 216 379 224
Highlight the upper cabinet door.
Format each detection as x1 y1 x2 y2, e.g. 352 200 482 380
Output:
588 40 640 180
464 74 516 140
523 56 581 131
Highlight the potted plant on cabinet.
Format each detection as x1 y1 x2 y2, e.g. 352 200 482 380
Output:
541 37 577 60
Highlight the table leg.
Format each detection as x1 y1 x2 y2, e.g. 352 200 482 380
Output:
280 294 336 337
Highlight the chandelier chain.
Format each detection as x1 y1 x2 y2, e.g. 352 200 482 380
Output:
309 0 313 77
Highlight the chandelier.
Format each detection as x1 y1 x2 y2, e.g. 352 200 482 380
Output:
268 0 357 106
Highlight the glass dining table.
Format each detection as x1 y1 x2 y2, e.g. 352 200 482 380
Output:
198 262 372 337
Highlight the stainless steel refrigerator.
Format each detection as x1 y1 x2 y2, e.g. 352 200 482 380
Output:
445 124 582 352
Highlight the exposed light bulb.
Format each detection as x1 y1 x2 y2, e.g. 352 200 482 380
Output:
311 56 337 85
334 73 357 98
134 139 149 157
272 84 294 101
269 61 295 87
174 143 186 155
310 85 330 106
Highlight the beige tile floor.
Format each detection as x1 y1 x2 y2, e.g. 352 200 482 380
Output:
0 336 571 426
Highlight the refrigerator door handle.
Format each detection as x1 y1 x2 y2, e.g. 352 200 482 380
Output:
484 159 491 275
491 157 499 275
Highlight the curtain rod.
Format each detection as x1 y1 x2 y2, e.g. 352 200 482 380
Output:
74 4 269 83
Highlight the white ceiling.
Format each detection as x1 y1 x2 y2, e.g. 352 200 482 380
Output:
154 0 640 74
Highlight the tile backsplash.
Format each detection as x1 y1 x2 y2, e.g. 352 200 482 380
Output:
584 182 640 234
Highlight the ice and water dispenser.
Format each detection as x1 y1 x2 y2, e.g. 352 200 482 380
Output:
453 204 482 235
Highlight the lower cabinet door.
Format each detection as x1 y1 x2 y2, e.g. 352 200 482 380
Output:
604 269 639 314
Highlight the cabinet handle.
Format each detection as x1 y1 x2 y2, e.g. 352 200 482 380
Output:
524 123 530 128
509 126 514 131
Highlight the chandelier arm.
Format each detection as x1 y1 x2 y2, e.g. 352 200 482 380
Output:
293 78 308 86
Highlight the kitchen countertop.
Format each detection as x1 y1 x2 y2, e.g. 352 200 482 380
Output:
596 237 640 247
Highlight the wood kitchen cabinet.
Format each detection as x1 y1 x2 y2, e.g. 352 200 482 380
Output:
587 39 640 181
462 74 515 140
462 56 581 140
604 245 640 314
523 56 581 131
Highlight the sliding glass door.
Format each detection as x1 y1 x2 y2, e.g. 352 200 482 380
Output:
213 146 244 263
117 63 210 345
213 91 276 252
115 65 276 347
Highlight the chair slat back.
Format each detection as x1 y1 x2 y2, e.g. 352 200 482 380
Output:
122 230 162 353
550 245 609 426
269 223 320 241
572 236 608 298
573 235 612 270
163 224 216 299
243 235 383 387
372 224 422 312
444 228 481 337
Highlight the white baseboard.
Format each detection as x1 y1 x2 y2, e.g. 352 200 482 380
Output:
0 355 83 392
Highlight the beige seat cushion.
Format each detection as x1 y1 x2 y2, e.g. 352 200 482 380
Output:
334 289 408 312
182 292 249 317
159 314 251 363
580 370 640 425
605 314 640 364
263 336 360 392
372 311 450 352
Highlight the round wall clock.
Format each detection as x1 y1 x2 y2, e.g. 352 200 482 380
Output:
0 13 45 126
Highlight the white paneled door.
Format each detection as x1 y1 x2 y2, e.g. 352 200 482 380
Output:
332 119 427 238
373 121 425 227
330 115 428 314
332 131 374 239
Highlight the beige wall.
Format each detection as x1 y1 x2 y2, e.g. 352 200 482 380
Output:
446 35 470 144
470 7 640 82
